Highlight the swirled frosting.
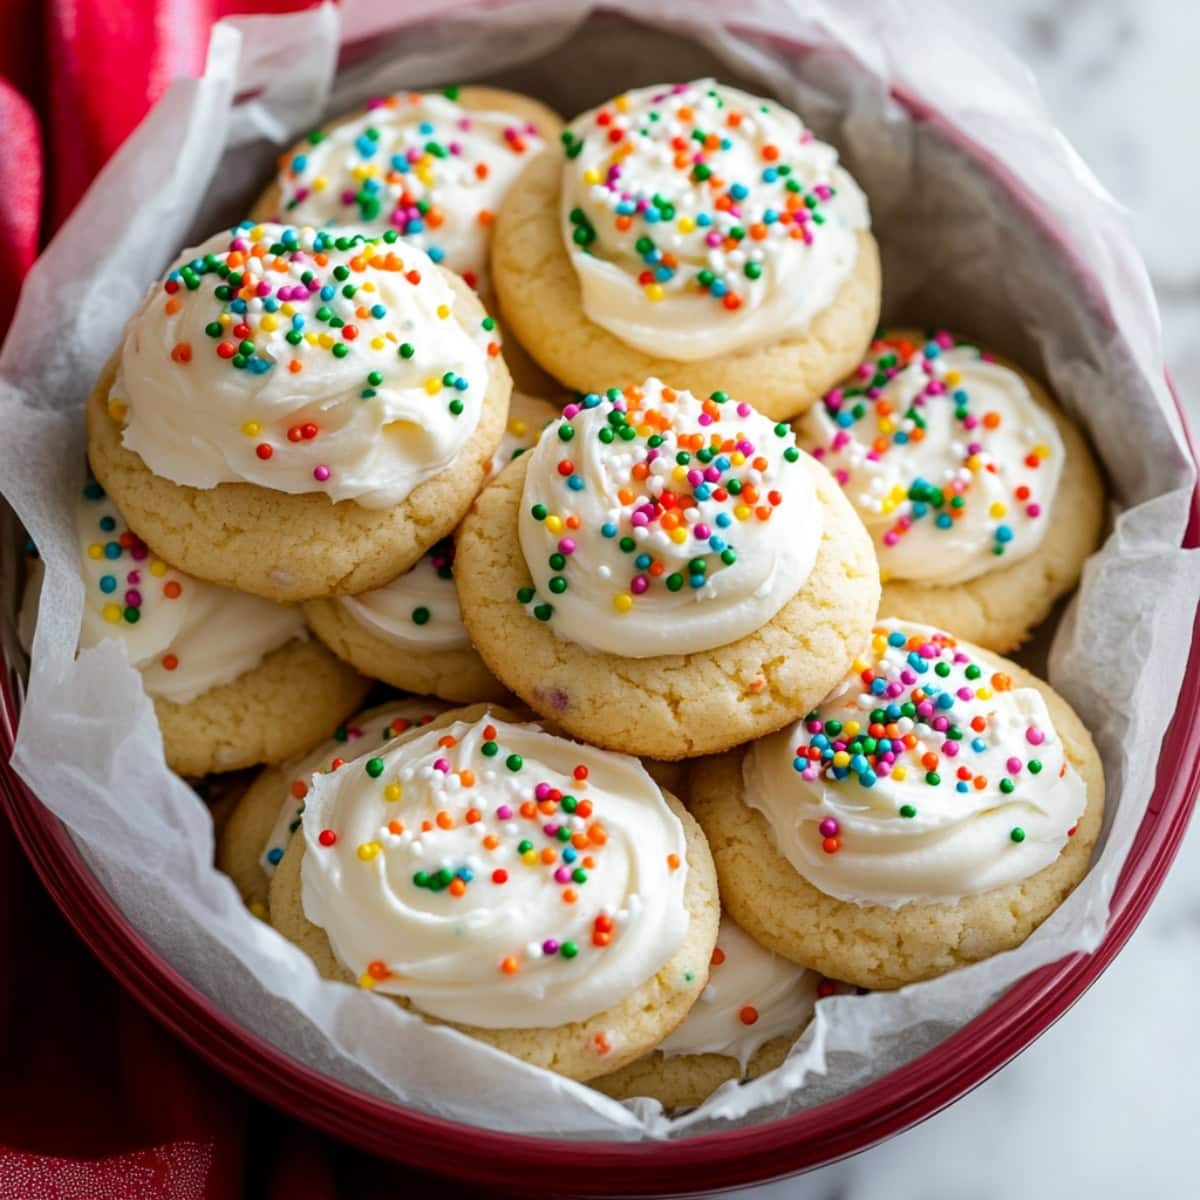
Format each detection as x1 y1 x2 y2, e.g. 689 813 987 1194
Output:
798 332 1065 584
560 79 869 360
111 222 499 509
516 378 821 657
743 620 1088 907
300 713 690 1028
337 392 559 649
659 915 818 1069
72 481 304 704
260 699 449 876
266 90 548 292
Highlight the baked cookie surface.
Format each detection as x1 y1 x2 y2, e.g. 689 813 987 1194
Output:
690 623 1105 988
492 80 881 420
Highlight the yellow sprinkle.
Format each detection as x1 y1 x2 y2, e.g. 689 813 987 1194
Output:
522 849 539 866
416 167 434 187
669 527 688 544
150 561 167 577
311 176 327 192
844 721 860 737
614 94 629 113
318 332 334 349
249 224 265 240
944 369 961 386
583 168 601 185
361 242 376 259
735 504 752 521
881 498 896 515
107 398 128 422
219 312 233 326
361 281 377 292
384 783 403 802
965 453 982 471
424 377 441 395
854 656 871 671
248 900 268 920
241 420 261 436
989 502 1007 518
544 515 564 534
102 603 121 624
613 593 633 613
878 417 895 435
1033 443 1051 460
351 164 371 181
260 314 279 332
87 543 103 560
672 465 687 482
280 303 295 316
976 687 993 701
892 766 907 781
636 423 653 438
357 842 381 861
436 304 450 319
645 284 664 302
730 451 745 466
304 332 319 345
677 216 696 233
832 751 850 768
879 568 892 583
508 418 529 436
358 974 377 989
370 337 385 350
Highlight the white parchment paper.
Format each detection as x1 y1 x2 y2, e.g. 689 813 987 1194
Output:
2 0 1199 1139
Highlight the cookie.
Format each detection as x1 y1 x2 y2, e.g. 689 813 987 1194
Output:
269 708 720 1081
796 330 1105 651
492 79 881 420
88 222 511 604
454 380 880 759
592 914 821 1109
43 480 367 776
250 86 564 394
301 392 560 701
690 620 1105 989
217 698 450 914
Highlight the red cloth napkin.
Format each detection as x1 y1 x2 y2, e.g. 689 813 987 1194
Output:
1 4 489 1195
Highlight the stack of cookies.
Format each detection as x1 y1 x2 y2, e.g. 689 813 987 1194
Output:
49 79 1106 1110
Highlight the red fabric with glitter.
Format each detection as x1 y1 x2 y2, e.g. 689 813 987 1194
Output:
0 4 487 1196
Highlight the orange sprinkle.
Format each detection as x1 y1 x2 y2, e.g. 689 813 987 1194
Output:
588 824 608 846
562 888 577 904
540 847 557 864
591 1032 612 1055
592 931 611 947
421 819 433 832
387 820 404 835
367 960 390 980
500 956 519 975
164 297 181 315
483 725 497 740
170 343 192 364
449 878 466 897
465 808 481 824
520 801 537 819
290 780 308 800
571 833 589 850
477 209 495 226
288 360 303 374
711 946 726 966
483 834 500 850
459 770 476 788
992 673 1012 692
163 580 182 600
437 734 458 748
436 811 454 830
161 654 178 671
739 1005 759 1025
667 853 681 871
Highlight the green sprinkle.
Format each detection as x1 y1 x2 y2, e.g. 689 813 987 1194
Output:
411 606 430 626
505 754 523 772
365 758 384 778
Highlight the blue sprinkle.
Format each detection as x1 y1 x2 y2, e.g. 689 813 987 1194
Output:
762 208 778 223
730 182 749 200
956 781 969 794
715 455 730 470
870 678 887 695
291 315 305 329
936 693 954 710
953 389 969 404
707 535 725 552
230 299 247 314
972 738 987 753
696 212 712 226
263 298 279 313
267 847 284 865
418 121 434 135
836 411 854 429
99 515 116 532
566 476 584 491
935 513 953 529
894 431 909 444
371 304 386 319
924 341 941 358
715 512 732 528
812 734 830 750
320 285 335 301
654 265 673 282
453 376 468 391
859 770 877 788
693 483 711 501
995 524 1014 543
912 501 928 518
710 279 727 297
408 219 425 235
99 575 116 593
634 553 652 569
850 754 868 774
793 756 807 772
583 393 601 408
354 134 377 158
428 247 445 263
888 631 906 647
457 867 474 882
762 168 778 183
391 154 408 171
601 522 617 538
688 574 706 589
104 542 121 560
562 847 577 863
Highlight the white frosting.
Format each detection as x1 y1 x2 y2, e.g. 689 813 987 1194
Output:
337 392 560 650
268 91 548 292
486 390 561 480
516 378 821 658
70 483 304 704
112 222 497 509
659 915 818 1069
337 537 466 651
561 79 869 361
300 714 690 1028
743 620 1088 907
260 699 450 876
799 335 1065 584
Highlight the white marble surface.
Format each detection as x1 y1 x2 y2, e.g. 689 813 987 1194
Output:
731 3 1200 1196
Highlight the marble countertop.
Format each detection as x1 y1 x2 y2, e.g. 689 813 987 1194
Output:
735 3 1200 1195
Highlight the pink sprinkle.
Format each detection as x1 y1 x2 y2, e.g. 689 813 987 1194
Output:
693 523 711 541
496 805 513 820
562 403 580 419
554 867 571 883
631 575 649 595
818 818 839 837
124 589 141 606
543 823 558 837
1006 758 1022 774
1027 503 1042 518
126 570 140 585
433 758 450 773
698 413 713 426
737 402 751 417
313 465 331 482
535 783 551 800
558 538 576 555
1026 727 1045 746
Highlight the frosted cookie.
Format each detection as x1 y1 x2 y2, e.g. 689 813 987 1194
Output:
44 482 369 776
252 86 563 392
269 708 720 1081
301 392 560 701
492 79 881 420
217 698 449 915
454 379 880 759
593 914 822 1108
690 620 1105 989
87 222 511 604
796 331 1104 651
